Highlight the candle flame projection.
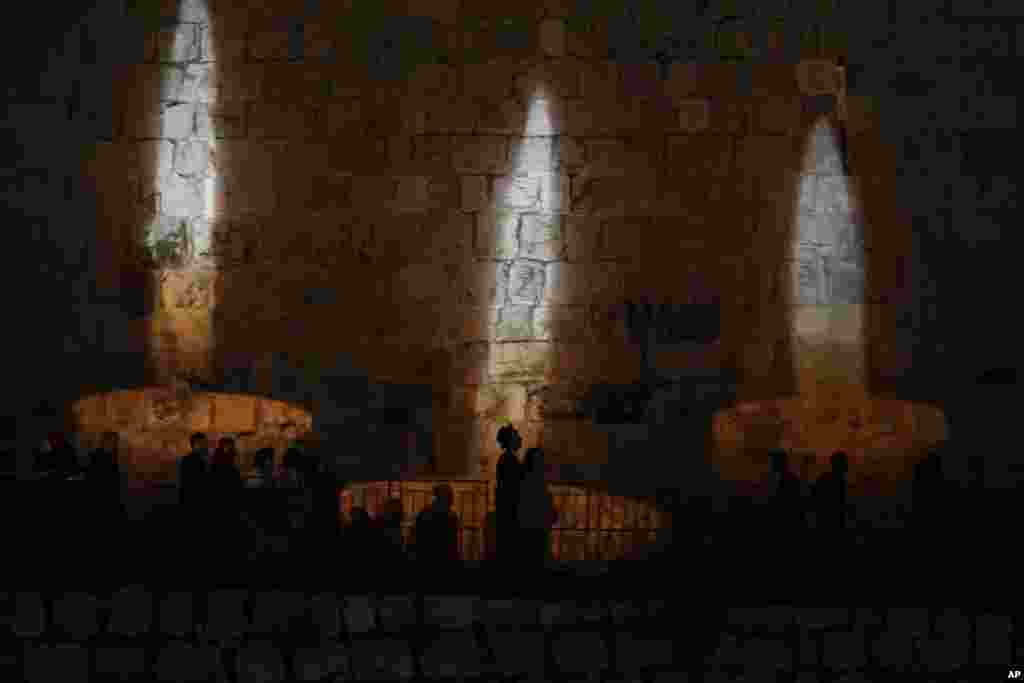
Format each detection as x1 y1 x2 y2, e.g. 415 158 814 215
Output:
465 86 561 477
141 0 218 387
712 66 947 488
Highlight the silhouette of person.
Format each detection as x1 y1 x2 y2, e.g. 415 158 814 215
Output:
346 506 376 568
812 451 850 546
912 449 945 541
209 437 244 564
495 424 524 564
517 448 556 572
178 433 212 560
179 433 210 508
768 449 806 548
35 431 78 481
282 447 306 489
414 483 460 571
86 431 124 533
376 497 407 570
246 448 276 489
304 453 345 566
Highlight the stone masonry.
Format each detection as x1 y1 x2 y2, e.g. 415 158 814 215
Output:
7 0 1020 482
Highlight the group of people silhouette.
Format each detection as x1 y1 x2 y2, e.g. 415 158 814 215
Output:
22 423 967 575
24 424 561 577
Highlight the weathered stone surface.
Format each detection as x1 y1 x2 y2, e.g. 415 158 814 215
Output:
95 648 147 678
107 585 153 636
206 589 250 641
158 592 193 636
25 644 88 683
154 642 219 682
51 592 99 640
250 591 305 634
553 631 608 673
344 595 377 634
13 592 46 637
293 646 350 682
236 641 287 683
420 630 487 677
349 639 415 680
488 631 546 676
424 595 477 630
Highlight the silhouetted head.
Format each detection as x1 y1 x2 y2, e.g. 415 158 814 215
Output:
830 451 849 475
496 424 522 454
350 506 370 526
432 483 454 511
283 447 303 470
253 448 274 470
101 431 119 454
190 433 208 453
523 447 545 474
382 498 403 526
769 449 789 474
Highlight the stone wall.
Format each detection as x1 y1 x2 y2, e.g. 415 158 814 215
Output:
6 0 1020 487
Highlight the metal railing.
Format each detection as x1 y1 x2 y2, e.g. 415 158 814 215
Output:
340 480 666 562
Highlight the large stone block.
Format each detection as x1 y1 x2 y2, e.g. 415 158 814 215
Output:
13 592 46 637
125 102 195 140
414 96 479 134
423 594 477 630
513 136 555 171
293 646 350 682
235 641 287 683
976 614 1012 664
452 135 507 173
250 591 306 635
348 639 415 680
476 96 529 134
95 648 147 679
107 585 153 636
461 175 489 210
195 102 245 139
493 174 541 209
553 631 607 674
147 23 201 64
25 645 88 683
541 262 587 305
666 135 733 177
565 98 620 135
247 103 314 139
158 592 193 636
51 592 99 640
539 18 566 56
154 642 219 682
420 630 487 677
488 631 546 676
516 60 579 99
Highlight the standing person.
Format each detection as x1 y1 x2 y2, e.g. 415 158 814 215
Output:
85 431 125 534
517 448 556 572
178 433 212 558
767 449 806 555
245 448 276 489
376 497 407 566
306 453 345 566
34 432 79 481
210 437 244 567
912 449 944 540
414 484 460 570
495 424 524 564
812 451 851 549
